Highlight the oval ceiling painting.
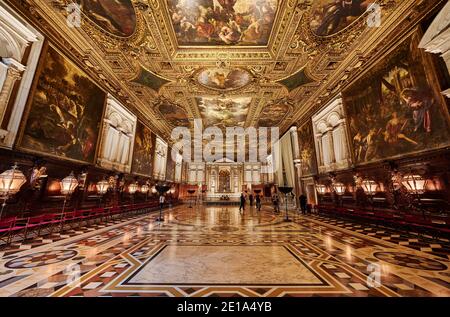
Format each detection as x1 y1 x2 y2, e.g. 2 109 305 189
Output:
77 0 137 37
310 0 370 36
197 68 252 91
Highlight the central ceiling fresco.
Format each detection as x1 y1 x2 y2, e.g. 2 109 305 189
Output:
12 0 434 150
197 96 252 129
167 0 278 46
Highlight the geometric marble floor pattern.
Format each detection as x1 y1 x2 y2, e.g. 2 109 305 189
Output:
0 205 449 297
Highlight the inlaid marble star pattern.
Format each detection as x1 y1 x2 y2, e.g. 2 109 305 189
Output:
0 206 449 297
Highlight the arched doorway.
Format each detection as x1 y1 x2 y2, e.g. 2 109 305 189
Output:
218 169 231 193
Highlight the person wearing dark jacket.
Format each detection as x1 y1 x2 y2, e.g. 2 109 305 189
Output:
239 193 246 212
255 194 261 211
300 194 307 214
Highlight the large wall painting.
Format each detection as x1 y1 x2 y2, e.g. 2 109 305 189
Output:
298 122 317 177
197 96 251 129
77 0 137 37
343 31 450 165
20 46 106 164
167 0 278 46
132 121 156 177
310 0 372 36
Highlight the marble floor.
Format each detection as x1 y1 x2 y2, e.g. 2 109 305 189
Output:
0 205 450 297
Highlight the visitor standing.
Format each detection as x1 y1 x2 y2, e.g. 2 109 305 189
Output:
300 194 307 214
272 193 280 213
239 192 246 212
159 195 165 212
255 194 261 211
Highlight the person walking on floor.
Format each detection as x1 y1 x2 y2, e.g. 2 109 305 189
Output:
255 194 261 212
300 194 307 215
159 195 165 211
249 193 254 207
239 192 246 213
272 193 280 213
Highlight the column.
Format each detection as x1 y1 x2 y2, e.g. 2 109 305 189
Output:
0 58 25 126
290 126 300 160
326 128 336 164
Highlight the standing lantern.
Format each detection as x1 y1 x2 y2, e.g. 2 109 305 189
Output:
128 182 139 205
332 182 346 207
0 163 27 219
141 184 150 201
402 173 427 218
97 179 109 207
362 179 378 211
315 184 326 204
60 172 79 213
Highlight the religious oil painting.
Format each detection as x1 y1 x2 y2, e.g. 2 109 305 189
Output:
298 122 317 177
158 102 191 128
197 68 252 91
197 97 251 129
77 0 137 37
343 32 450 165
20 46 106 164
167 0 278 46
310 0 372 36
132 121 156 177
257 101 290 127
165 146 176 182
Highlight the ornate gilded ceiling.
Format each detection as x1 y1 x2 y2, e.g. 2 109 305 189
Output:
6 0 444 144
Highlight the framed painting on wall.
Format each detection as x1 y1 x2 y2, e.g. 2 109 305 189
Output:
297 121 318 177
342 29 450 165
131 121 156 177
18 45 106 164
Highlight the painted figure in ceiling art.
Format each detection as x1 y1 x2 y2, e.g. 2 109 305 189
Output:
310 0 372 36
257 101 290 127
77 0 137 37
343 31 450 165
297 122 317 177
20 47 105 164
197 68 252 90
132 121 156 177
197 97 251 129
157 102 191 128
168 0 278 45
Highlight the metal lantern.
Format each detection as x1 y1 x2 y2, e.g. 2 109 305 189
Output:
315 184 327 195
97 179 109 195
333 182 346 196
0 163 27 196
402 174 427 194
361 179 378 196
140 184 150 194
128 182 139 195
60 172 79 196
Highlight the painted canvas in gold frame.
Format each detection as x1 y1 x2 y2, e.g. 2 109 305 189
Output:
342 29 450 166
132 121 156 177
18 44 106 165
297 121 317 177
